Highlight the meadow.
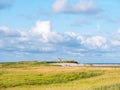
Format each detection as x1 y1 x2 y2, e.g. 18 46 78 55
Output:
0 61 120 90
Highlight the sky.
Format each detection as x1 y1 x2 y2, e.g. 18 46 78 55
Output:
0 0 120 63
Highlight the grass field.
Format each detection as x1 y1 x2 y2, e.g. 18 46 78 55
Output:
0 61 120 90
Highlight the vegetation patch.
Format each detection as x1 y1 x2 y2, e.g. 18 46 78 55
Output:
0 61 52 68
1 61 120 90
0 67 102 89
0 60 78 68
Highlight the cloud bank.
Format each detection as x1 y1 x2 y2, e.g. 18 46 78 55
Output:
0 20 120 62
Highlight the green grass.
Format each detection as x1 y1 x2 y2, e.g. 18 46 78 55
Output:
0 61 51 68
0 60 78 68
0 61 120 90
0 68 102 88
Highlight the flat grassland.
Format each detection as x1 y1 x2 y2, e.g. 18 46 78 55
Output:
0 61 120 90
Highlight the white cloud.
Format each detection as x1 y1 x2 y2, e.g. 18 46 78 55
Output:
29 21 63 43
1 20 120 62
0 21 63 54
0 26 23 38
77 35 107 49
40 47 56 52
85 36 107 49
52 0 101 14
111 41 120 46
0 26 10 34
52 0 67 13
65 32 77 37
0 21 108 53
30 21 51 35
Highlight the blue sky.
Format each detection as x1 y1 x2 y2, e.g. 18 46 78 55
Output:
0 0 120 63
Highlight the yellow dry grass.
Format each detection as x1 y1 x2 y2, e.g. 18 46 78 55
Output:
1 66 120 90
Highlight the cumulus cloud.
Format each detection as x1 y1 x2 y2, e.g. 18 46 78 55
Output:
0 26 22 37
77 35 108 49
0 21 64 54
52 0 102 14
0 0 13 9
29 21 63 43
1 20 120 62
0 21 108 53
30 21 51 35
84 36 107 49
